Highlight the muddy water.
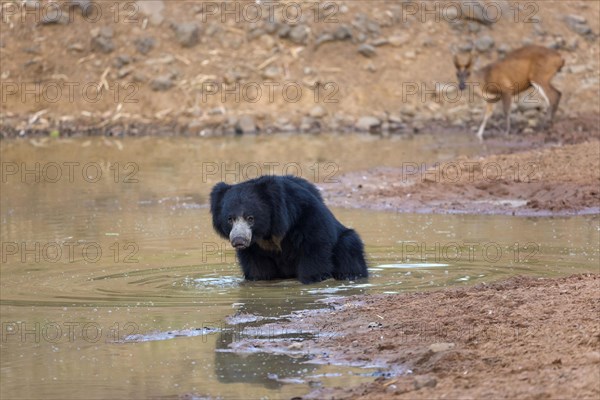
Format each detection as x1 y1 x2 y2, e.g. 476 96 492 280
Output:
1 135 598 399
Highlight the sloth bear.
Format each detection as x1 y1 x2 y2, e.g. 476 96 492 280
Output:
210 175 368 284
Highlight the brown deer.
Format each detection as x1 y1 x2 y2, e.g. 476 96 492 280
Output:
453 45 565 141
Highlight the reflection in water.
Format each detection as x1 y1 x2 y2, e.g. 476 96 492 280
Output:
214 331 315 389
1 136 599 399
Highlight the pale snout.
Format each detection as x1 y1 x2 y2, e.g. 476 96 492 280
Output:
229 218 252 250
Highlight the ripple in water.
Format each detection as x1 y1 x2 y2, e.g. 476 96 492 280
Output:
187 275 244 288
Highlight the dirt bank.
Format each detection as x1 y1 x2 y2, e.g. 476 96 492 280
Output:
1 1 598 136
321 122 600 216
233 274 600 399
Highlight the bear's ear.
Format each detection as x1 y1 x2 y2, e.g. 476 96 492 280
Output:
210 182 231 216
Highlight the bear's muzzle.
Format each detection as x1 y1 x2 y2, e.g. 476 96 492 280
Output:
229 218 252 250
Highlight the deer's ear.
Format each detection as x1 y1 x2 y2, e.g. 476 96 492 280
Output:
453 54 461 69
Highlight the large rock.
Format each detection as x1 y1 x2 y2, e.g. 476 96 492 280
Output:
388 35 408 47
309 105 327 118
136 0 165 25
334 25 352 40
90 27 114 53
277 23 291 38
150 74 175 91
289 25 309 44
356 116 381 131
474 35 494 52
414 376 437 390
134 37 155 54
261 66 281 80
172 23 199 48
459 0 495 26
113 54 131 68
236 115 257 134
358 44 376 57
315 33 334 47
564 15 594 37
300 116 320 132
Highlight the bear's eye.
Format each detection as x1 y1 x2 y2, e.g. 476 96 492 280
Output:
246 216 254 224
227 216 233 225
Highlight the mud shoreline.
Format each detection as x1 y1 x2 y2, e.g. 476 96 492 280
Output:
230 274 600 399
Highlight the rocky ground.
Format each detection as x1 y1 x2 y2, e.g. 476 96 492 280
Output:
0 0 598 136
232 274 600 399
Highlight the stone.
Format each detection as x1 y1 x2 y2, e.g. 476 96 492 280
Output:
136 0 165 25
568 65 587 74
67 43 85 52
566 38 579 51
315 33 334 47
287 342 303 350
584 351 600 363
414 376 437 390
208 107 225 116
460 0 495 26
173 23 199 48
475 35 494 52
91 34 114 53
372 38 389 46
134 37 155 55
367 20 380 34
223 70 246 84
358 44 376 57
113 54 131 68
467 21 480 33
404 51 416 59
429 342 455 353
458 42 473 52
90 26 108 38
150 74 174 91
41 13 70 25
90 26 115 53
132 72 147 82
289 25 309 44
564 15 593 37
205 23 220 37
264 21 277 34
356 116 381 131
236 115 257 134
497 44 511 55
277 23 291 38
117 66 134 79
334 25 352 40
300 116 319 132
388 35 408 47
309 105 327 118
262 66 281 80
259 34 276 49
247 27 264 41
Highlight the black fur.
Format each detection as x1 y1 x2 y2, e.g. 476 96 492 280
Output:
209 175 368 284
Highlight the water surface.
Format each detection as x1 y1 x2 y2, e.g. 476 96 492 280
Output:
1 135 598 399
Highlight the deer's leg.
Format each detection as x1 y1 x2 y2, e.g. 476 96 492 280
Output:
477 101 495 142
532 81 561 128
547 83 561 123
501 93 512 135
